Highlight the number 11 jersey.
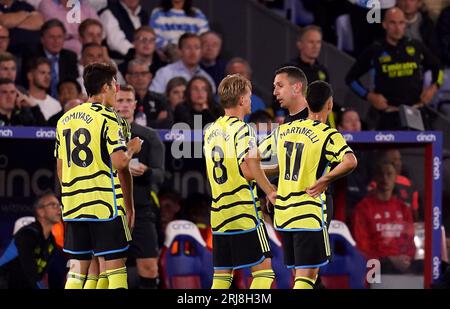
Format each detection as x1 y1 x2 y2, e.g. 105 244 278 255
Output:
54 102 127 221
203 116 261 234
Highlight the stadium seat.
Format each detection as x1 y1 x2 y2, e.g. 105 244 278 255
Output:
320 220 367 289
159 220 213 289
12 216 35 235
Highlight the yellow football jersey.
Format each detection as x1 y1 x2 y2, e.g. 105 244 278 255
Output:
204 116 262 234
259 119 352 231
55 102 127 221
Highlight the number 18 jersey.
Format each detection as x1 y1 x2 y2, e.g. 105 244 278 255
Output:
203 116 261 234
54 102 127 221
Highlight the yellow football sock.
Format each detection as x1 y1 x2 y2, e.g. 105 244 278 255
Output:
96 272 108 289
65 272 86 289
106 267 128 289
250 269 275 289
83 274 98 289
211 273 233 289
293 276 316 289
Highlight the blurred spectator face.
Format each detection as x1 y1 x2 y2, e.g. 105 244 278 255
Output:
159 194 181 231
58 81 80 105
375 162 397 193
339 110 361 132
168 84 186 109
383 149 403 175
383 8 407 42
0 27 9 53
36 194 62 224
397 0 422 17
297 29 322 61
134 30 157 58
0 83 17 112
189 78 209 112
82 46 104 66
0 60 16 81
180 37 202 67
227 61 251 80
126 62 152 91
41 26 65 55
30 63 52 90
80 24 103 45
115 90 136 120
201 32 222 63
273 73 298 110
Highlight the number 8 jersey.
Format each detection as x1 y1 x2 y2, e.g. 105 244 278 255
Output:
54 102 127 221
203 116 262 234
259 119 353 231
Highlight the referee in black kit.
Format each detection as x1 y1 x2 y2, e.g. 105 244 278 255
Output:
115 84 165 289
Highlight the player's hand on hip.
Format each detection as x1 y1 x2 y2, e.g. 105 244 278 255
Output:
127 137 143 154
306 178 328 198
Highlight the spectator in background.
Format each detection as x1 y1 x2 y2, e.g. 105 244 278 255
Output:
99 0 149 59
48 78 82 127
397 0 438 54
353 160 417 274
27 57 61 121
125 59 172 129
0 26 9 53
173 75 221 128
78 18 110 62
38 0 99 55
0 191 61 289
150 33 216 95
200 31 226 88
23 19 79 98
77 43 108 95
158 189 182 243
0 78 46 126
165 76 187 111
119 26 166 78
226 57 267 121
0 52 17 84
182 193 212 250
0 0 44 56
345 8 443 130
150 0 209 61
436 5 450 67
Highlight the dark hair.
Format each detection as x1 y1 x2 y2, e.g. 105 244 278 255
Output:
119 84 136 96
81 42 103 55
248 110 272 124
0 77 14 86
275 66 308 96
78 18 103 38
200 30 223 41
336 107 358 127
33 190 57 217
57 78 82 95
178 32 200 49
297 25 322 41
0 52 16 64
27 57 51 74
165 76 187 97
306 80 333 113
186 75 215 109
83 62 117 97
160 0 195 16
374 159 396 176
41 18 66 37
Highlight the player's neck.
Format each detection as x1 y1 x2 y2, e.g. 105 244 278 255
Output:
307 111 326 123
89 95 108 106
224 107 245 121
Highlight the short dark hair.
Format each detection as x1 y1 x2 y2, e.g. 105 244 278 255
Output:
0 52 16 64
297 25 322 41
33 191 58 217
41 19 66 37
83 62 117 97
27 57 51 73
306 80 333 113
178 32 200 49
78 18 103 38
165 76 187 97
0 78 14 86
119 84 136 96
275 66 308 96
337 107 358 127
57 78 82 95
81 42 103 55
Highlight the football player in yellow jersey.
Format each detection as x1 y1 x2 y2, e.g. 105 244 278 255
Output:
204 74 277 289
55 63 142 289
260 79 357 289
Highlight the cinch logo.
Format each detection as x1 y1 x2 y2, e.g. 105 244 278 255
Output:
172 223 194 230
343 134 353 142
417 133 436 142
433 157 441 180
433 207 441 230
375 133 395 142
36 129 56 139
433 256 440 280
164 131 185 142
0 129 13 137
